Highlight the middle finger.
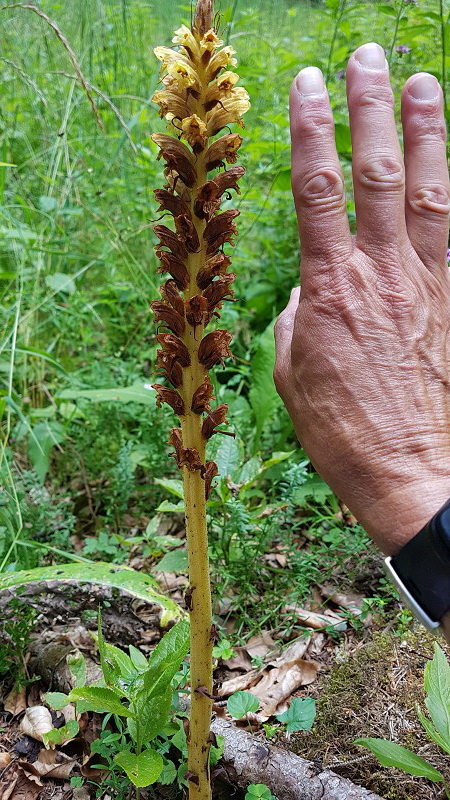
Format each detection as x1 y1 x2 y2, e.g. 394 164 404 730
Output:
347 43 408 253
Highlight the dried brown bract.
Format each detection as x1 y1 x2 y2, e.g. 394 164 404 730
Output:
153 385 185 415
198 330 233 369
202 404 229 439
191 376 215 414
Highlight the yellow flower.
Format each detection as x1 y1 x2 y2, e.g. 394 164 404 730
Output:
200 28 223 52
207 46 237 80
206 86 250 135
205 70 239 109
167 61 200 91
216 71 240 94
154 46 191 70
181 114 208 150
152 89 189 121
172 25 200 57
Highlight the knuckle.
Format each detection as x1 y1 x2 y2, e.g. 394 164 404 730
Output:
353 85 395 113
292 106 335 139
407 113 447 145
294 167 345 210
408 183 450 217
357 155 405 192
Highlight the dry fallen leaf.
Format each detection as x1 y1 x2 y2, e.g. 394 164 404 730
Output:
20 748 76 780
0 765 42 800
3 687 26 717
245 631 277 660
321 584 365 617
20 706 53 744
0 753 11 770
285 604 347 631
219 636 318 720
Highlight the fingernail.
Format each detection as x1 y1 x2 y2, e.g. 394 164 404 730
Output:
295 67 325 96
408 73 439 100
355 42 387 70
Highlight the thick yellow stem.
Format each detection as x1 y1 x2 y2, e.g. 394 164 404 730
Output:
179 118 213 797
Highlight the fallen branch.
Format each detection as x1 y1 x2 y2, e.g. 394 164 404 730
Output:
211 718 384 800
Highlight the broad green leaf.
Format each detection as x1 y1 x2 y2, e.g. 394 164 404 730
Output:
155 550 188 574
416 707 450 755
129 645 148 671
378 3 398 15
68 687 135 717
334 123 352 155
43 719 79 747
44 692 70 711
355 738 444 780
114 748 163 788
158 759 177 785
104 642 136 680
238 456 262 486
215 434 241 480
45 272 75 295
156 500 185 513
273 167 291 190
142 619 190 699
28 421 65 482
68 653 86 688
260 451 294 472
245 785 275 800
293 474 334 506
424 643 450 744
210 734 225 766
9 346 67 374
128 686 172 747
0 563 182 627
57 384 155 406
227 691 259 719
248 319 283 448
154 478 184 499
276 697 316 733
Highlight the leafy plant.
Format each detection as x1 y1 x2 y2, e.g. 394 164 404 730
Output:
46 616 190 795
227 691 260 719
356 643 450 796
276 697 316 734
245 784 278 800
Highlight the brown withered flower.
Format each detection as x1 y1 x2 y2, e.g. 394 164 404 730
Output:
153 385 185 415
198 330 233 368
151 3 248 796
201 404 229 439
191 376 215 414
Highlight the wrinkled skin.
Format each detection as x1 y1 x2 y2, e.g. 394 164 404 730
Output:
274 43 450 557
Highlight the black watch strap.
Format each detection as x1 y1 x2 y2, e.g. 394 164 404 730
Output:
387 498 450 626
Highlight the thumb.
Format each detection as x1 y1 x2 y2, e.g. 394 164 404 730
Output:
274 287 300 397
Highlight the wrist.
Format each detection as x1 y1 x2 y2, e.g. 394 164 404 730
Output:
361 478 450 555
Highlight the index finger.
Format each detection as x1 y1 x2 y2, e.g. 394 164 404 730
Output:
290 66 353 282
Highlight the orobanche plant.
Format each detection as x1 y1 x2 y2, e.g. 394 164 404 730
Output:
151 1 249 798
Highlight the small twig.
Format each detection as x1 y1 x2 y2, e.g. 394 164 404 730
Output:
49 70 138 154
0 57 48 105
1 4 104 130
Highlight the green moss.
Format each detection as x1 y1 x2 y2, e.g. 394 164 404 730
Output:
291 631 449 800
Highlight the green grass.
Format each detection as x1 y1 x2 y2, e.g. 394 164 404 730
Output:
0 0 448 630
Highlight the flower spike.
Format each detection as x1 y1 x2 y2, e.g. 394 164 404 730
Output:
151 3 248 797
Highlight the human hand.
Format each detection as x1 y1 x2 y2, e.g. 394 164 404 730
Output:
274 43 450 555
